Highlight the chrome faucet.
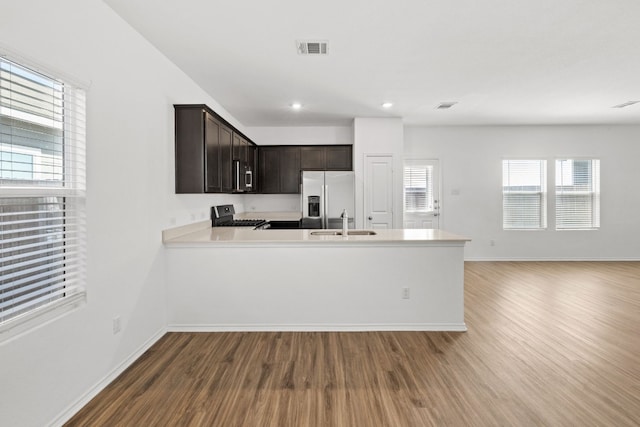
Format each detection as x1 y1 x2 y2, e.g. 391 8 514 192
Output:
341 209 348 236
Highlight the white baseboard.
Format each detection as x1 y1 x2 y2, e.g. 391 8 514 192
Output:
49 327 167 427
168 323 468 332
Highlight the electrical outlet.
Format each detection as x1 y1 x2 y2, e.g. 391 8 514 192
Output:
113 316 121 334
402 287 410 299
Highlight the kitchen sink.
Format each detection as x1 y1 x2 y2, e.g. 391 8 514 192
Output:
309 230 377 236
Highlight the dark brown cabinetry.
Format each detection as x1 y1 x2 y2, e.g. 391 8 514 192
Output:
175 106 232 193
325 145 352 170
176 104 351 195
175 104 256 194
258 145 352 194
219 123 233 193
258 146 301 194
300 145 352 171
300 146 326 170
280 147 301 193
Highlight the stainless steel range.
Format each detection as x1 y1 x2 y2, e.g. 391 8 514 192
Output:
211 205 268 229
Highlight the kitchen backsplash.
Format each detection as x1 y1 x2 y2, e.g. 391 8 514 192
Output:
243 194 301 212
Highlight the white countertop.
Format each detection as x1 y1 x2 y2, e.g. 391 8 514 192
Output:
163 224 470 247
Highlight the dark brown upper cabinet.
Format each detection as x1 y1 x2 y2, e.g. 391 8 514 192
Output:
325 145 352 170
219 123 233 193
300 145 352 171
175 104 254 194
279 147 301 193
258 145 352 194
259 146 301 194
175 106 227 193
300 146 326 170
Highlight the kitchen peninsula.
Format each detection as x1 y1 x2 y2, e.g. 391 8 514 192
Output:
163 219 470 332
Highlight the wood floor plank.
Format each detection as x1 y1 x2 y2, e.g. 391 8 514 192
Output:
65 261 640 426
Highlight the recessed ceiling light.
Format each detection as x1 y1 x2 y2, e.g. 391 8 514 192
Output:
381 102 393 108
612 100 639 109
437 102 458 109
291 102 302 110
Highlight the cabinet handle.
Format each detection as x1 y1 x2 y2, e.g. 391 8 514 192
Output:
368 216 373 220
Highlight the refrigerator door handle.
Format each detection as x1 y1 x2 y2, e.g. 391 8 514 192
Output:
323 184 329 229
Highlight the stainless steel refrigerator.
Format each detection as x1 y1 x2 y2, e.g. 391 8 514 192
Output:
301 171 355 229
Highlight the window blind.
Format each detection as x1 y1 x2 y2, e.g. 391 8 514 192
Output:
555 159 600 230
0 57 86 328
502 160 547 230
403 165 433 213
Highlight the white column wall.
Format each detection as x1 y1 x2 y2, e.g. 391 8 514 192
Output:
353 118 404 229
404 125 640 260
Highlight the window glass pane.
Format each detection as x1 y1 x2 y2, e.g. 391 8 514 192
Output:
555 159 600 230
503 160 547 229
0 197 67 322
404 165 433 213
0 59 64 184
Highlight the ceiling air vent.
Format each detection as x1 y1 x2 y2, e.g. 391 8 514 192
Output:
297 40 328 55
437 102 458 110
612 100 640 108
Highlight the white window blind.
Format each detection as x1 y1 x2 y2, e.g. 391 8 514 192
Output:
403 164 433 213
502 160 547 230
555 159 600 230
0 57 86 329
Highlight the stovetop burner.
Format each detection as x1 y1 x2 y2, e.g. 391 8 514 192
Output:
219 219 266 227
211 204 267 228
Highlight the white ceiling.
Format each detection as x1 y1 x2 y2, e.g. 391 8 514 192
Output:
105 0 640 127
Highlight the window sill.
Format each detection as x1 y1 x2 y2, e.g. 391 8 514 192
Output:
0 291 86 344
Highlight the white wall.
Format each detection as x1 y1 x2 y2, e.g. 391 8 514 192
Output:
0 1 246 425
248 126 352 146
404 125 640 260
353 118 404 228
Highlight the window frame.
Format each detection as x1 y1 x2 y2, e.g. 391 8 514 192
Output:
0 54 86 338
554 158 600 231
502 159 548 231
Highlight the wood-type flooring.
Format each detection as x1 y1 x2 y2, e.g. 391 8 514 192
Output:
65 261 640 426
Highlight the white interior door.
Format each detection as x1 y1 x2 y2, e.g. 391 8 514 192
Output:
403 159 440 229
364 155 393 229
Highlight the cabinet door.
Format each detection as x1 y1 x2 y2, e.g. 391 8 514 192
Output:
300 146 326 170
232 133 242 160
280 147 301 193
175 108 205 193
204 113 221 193
326 146 352 170
220 124 233 193
259 147 281 193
